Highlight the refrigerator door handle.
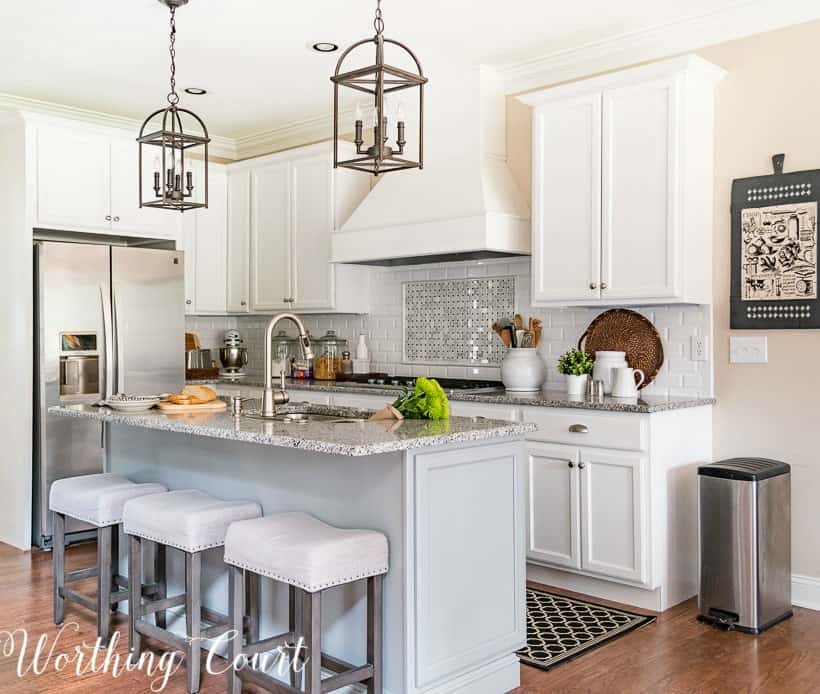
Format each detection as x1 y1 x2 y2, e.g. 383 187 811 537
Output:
99 284 114 400
112 286 122 394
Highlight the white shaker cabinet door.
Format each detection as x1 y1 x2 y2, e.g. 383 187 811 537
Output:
250 161 291 312
601 76 681 301
527 443 581 570
226 169 251 312
291 154 334 310
579 448 648 584
192 163 228 313
531 93 602 303
35 124 112 233
109 137 180 240
181 211 197 314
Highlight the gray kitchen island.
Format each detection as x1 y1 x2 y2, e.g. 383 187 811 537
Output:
50 402 534 694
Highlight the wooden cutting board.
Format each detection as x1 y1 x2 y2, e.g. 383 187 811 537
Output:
157 400 227 414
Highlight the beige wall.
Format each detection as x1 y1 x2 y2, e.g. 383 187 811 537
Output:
506 19 820 579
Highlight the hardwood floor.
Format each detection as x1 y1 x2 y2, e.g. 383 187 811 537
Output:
0 542 818 693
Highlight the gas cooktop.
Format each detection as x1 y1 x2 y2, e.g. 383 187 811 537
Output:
332 374 504 394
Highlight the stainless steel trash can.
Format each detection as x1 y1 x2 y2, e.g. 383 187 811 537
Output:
698 458 792 633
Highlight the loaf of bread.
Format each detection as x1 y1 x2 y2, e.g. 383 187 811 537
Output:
182 385 217 404
165 385 217 405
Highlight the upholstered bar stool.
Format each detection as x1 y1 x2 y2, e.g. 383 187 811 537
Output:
123 489 262 694
223 512 389 694
49 473 167 643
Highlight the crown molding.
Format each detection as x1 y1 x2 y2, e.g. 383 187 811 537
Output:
233 107 356 161
496 0 820 94
0 91 237 159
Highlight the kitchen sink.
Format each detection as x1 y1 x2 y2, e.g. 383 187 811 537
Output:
243 407 367 424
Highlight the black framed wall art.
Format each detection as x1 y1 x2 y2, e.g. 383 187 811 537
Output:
731 155 820 329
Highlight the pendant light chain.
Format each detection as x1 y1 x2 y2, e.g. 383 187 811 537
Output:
167 6 179 105
374 0 384 35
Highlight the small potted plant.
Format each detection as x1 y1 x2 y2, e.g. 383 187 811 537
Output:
557 349 594 397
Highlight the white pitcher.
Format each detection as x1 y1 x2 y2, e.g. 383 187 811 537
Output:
592 351 628 394
611 366 646 398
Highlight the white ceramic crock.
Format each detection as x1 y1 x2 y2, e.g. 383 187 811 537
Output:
501 348 546 392
592 350 628 394
565 373 588 397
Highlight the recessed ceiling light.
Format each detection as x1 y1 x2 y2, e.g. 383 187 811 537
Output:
312 42 339 53
184 87 207 95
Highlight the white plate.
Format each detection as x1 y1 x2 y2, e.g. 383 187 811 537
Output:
104 398 159 412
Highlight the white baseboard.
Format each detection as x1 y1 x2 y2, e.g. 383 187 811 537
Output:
792 574 820 612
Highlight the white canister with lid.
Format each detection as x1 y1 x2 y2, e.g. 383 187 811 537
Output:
592 350 628 394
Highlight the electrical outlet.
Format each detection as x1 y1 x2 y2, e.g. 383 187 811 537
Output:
729 335 768 364
691 335 708 361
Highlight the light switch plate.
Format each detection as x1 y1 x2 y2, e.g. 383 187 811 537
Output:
729 335 768 363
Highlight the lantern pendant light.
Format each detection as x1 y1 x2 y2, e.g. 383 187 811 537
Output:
138 0 209 212
331 0 427 175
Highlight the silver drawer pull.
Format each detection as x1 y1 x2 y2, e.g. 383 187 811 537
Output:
578 462 586 469
569 424 589 434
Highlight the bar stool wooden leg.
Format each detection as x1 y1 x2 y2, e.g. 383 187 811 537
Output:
227 565 244 694
110 527 120 614
367 575 383 694
303 589 323 694
185 552 203 694
289 584 302 689
128 535 143 660
245 570 260 644
53 512 66 626
96 526 113 644
153 542 167 629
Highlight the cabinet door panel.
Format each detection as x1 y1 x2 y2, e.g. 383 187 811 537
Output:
110 138 179 239
35 125 111 232
527 443 581 569
226 170 251 312
291 154 334 310
579 449 647 583
601 77 680 300
181 212 196 314
193 164 227 313
250 162 290 311
531 94 601 303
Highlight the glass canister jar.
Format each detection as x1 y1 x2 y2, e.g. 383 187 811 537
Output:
312 330 348 380
271 330 298 378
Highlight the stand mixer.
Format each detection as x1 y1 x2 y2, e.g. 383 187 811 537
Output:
218 329 248 379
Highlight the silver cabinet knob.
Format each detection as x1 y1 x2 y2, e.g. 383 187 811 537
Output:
240 300 247 307
589 282 597 290
567 461 575 468
578 462 587 469
113 216 120 222
601 282 608 290
185 299 192 305
568 424 589 434
105 215 112 221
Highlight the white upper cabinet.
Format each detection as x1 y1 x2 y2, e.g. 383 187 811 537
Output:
531 93 601 303
520 55 724 306
226 169 251 312
32 119 180 240
180 162 228 315
230 142 370 315
250 160 291 312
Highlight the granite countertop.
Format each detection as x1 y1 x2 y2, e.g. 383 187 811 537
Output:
48 403 535 457
189 378 715 414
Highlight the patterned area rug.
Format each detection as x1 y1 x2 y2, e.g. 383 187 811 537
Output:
517 587 656 671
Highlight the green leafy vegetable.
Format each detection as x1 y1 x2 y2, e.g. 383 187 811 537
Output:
392 377 451 420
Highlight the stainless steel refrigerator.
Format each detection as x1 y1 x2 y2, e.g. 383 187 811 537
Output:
33 241 184 547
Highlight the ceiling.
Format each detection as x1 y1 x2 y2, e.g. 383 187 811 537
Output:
0 0 749 139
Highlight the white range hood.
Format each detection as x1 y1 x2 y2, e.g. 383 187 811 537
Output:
331 65 531 266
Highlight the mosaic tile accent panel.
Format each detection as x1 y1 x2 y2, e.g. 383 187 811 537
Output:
403 276 515 365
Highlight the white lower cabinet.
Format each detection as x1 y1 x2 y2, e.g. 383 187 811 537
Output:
528 443 581 570
579 448 647 583
527 443 646 583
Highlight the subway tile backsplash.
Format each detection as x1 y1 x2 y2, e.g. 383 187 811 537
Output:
186 257 713 398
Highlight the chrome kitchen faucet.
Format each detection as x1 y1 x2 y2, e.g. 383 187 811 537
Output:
260 313 314 417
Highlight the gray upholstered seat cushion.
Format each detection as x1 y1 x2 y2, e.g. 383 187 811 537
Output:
122 489 262 553
223 512 388 593
49 473 167 528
